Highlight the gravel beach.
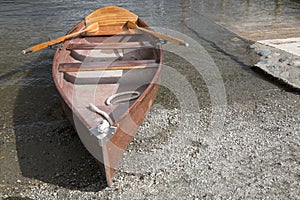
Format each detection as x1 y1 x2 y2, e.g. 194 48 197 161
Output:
1 94 300 199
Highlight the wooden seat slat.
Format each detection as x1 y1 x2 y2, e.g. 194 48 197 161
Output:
58 59 158 72
66 42 154 50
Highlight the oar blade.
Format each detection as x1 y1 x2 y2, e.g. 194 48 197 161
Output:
125 21 138 29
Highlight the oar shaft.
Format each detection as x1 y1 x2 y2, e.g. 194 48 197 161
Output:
137 27 188 46
126 21 188 47
22 35 70 54
22 23 98 54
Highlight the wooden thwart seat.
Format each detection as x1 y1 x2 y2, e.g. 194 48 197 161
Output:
66 41 154 50
58 59 158 72
64 70 123 84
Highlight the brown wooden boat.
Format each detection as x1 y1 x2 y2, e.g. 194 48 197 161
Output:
52 6 162 186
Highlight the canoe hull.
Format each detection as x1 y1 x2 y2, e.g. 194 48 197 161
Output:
52 6 162 186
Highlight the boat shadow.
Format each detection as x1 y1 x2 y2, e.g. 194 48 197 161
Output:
13 51 107 191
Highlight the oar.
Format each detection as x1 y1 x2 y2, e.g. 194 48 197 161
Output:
22 23 99 54
126 21 189 47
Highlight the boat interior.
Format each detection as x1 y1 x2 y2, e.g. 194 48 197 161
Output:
54 32 161 128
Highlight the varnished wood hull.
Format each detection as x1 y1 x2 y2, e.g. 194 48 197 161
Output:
52 6 162 186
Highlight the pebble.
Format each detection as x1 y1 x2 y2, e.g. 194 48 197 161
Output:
256 60 269 65
273 52 281 57
267 65 281 72
249 44 258 49
230 37 241 42
267 52 280 58
279 57 288 63
291 60 300 67
257 49 271 57
280 71 289 79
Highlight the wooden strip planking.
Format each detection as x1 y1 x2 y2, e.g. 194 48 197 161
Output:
85 6 138 26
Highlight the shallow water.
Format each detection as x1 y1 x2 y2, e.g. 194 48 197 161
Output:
0 0 299 191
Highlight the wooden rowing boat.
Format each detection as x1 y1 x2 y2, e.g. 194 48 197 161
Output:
52 6 162 186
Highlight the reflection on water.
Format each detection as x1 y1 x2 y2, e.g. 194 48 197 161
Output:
201 0 300 27
191 0 300 40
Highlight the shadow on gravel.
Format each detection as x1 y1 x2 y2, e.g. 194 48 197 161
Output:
13 51 106 191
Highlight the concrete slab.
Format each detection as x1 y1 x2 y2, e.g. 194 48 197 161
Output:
252 41 300 89
257 37 300 57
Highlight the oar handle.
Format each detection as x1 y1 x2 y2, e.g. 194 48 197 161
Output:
22 40 57 54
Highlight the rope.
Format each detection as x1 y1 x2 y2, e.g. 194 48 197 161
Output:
89 103 114 125
106 91 140 106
